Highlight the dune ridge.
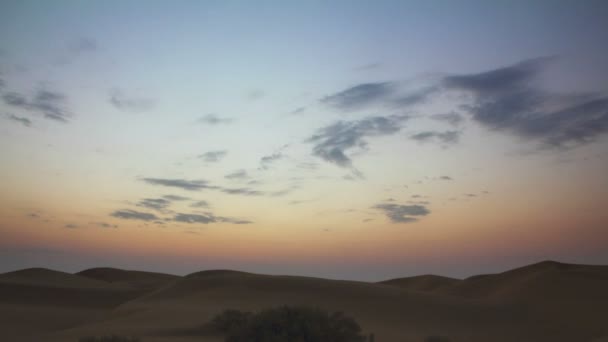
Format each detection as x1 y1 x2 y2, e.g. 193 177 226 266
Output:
1 260 607 342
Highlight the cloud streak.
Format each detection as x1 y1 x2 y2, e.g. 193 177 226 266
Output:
373 203 430 223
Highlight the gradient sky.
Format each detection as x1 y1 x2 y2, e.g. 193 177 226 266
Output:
1 0 608 281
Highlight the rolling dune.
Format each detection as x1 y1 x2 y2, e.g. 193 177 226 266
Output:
2 261 607 342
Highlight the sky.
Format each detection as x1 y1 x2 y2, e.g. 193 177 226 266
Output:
1 0 608 281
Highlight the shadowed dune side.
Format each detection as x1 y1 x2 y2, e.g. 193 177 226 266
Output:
0 268 145 341
77 267 180 291
378 274 461 292
3 262 608 342
43 270 542 342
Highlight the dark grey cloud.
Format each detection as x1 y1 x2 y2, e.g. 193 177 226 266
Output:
321 82 394 110
199 150 227 163
163 195 190 201
65 224 78 229
225 169 249 180
142 178 216 191
443 57 608 148
190 200 210 208
410 130 461 145
3 92 27 106
7 114 31 127
137 198 171 211
110 209 159 221
373 203 430 223
306 115 409 169
198 114 232 125
3 89 70 122
439 176 453 181
431 112 465 126
109 89 154 112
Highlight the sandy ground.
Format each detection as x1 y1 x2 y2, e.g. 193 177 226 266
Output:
1 261 607 342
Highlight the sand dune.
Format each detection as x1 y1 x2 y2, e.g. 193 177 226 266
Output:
2 261 607 342
77 267 179 291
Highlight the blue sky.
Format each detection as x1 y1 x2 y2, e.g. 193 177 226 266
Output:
1 0 608 280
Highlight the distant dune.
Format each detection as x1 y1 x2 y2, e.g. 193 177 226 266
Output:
1 261 607 342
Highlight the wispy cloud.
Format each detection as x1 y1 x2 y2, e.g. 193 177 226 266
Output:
197 114 233 125
109 89 154 112
306 115 409 170
321 82 394 111
225 169 249 180
190 200 210 208
410 130 461 145
373 203 430 223
6 114 32 127
110 209 159 221
443 57 608 148
137 198 172 211
431 112 464 126
141 178 217 191
199 150 227 163
3 89 71 122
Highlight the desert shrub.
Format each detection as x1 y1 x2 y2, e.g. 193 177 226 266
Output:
78 335 140 342
424 336 450 342
209 306 367 342
209 309 253 333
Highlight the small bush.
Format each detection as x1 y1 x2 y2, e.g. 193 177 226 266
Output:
209 309 253 333
209 306 367 342
78 335 141 342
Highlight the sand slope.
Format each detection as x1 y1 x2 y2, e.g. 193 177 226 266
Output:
2 261 607 342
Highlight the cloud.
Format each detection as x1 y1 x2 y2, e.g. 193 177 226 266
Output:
65 224 78 229
321 82 395 110
290 107 306 115
137 198 172 211
391 86 437 107
109 89 154 112
3 89 70 122
190 200 210 208
172 212 253 225
173 213 216 224
221 187 264 196
111 209 159 221
141 178 216 191
307 115 409 169
198 114 232 125
199 150 227 163
373 203 430 223
410 130 461 145
439 176 453 181
225 169 249 180
94 222 117 228
443 57 608 148
354 62 382 71
431 112 464 126
163 195 190 201
260 152 284 169
6 114 31 127
68 37 97 53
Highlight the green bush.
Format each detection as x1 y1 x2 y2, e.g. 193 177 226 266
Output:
209 306 367 342
78 335 140 342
